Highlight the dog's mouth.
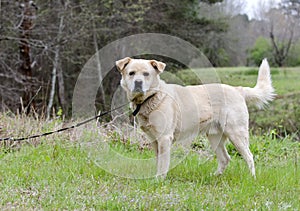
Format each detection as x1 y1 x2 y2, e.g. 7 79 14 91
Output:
129 89 148 104
130 94 144 104
133 87 144 94
130 89 144 98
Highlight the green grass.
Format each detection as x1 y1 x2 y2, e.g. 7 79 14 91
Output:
217 66 300 96
1 66 300 210
167 66 300 96
0 133 299 210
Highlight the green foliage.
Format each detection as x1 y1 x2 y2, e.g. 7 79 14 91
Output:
56 107 63 119
249 35 300 67
287 40 300 66
248 37 274 66
204 42 230 66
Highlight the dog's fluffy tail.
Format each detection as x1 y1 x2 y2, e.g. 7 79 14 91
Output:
240 59 276 109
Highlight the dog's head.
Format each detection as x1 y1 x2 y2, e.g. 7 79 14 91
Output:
116 57 166 103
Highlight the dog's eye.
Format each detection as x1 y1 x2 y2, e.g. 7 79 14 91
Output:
143 72 149 77
129 71 135 76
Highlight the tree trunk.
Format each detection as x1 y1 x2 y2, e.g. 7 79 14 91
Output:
269 21 294 67
57 63 67 116
18 0 36 114
93 22 106 108
46 15 64 120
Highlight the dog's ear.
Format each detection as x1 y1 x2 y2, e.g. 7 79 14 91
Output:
150 60 166 74
116 57 131 73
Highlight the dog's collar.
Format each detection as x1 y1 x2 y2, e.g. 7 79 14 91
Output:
132 94 156 116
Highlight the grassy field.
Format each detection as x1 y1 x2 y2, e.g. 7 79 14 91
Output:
0 66 300 210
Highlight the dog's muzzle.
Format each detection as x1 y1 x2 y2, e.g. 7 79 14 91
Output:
133 80 143 93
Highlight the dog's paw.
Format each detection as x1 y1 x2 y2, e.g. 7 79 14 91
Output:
213 170 224 176
155 173 167 181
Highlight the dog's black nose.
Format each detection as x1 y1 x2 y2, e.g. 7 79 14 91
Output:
135 80 142 87
134 80 143 92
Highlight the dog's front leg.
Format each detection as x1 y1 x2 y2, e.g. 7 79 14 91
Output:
156 135 172 179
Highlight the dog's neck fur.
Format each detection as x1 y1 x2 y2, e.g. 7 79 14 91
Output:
131 93 156 116
131 90 166 117
129 90 156 105
129 80 166 116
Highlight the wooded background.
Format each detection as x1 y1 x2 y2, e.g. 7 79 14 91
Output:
0 0 300 117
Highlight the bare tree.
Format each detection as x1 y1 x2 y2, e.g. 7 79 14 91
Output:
281 0 300 18
269 18 294 66
251 0 275 20
267 8 296 66
18 0 38 113
46 15 64 120
222 0 246 18
92 21 106 107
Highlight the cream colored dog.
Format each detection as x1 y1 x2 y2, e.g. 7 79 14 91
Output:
116 57 275 178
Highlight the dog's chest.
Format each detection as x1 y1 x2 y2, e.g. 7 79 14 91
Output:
137 114 157 140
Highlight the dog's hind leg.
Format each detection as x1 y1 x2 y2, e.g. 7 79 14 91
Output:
207 133 231 176
226 128 256 178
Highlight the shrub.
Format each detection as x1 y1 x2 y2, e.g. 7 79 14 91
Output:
248 37 274 66
286 40 300 66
